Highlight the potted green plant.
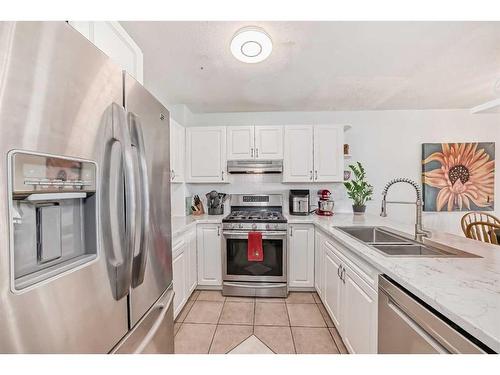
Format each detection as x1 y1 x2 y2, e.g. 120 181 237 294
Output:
343 162 374 214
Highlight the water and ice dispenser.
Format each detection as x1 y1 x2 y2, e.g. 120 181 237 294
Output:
8 151 98 291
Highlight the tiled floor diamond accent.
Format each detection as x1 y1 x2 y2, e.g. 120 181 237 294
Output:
174 291 348 354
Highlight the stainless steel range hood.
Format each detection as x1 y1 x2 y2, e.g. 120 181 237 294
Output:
227 160 283 174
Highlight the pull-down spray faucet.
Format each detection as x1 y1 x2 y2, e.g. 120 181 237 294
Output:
380 178 431 242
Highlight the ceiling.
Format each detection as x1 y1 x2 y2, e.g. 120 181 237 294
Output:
121 21 500 113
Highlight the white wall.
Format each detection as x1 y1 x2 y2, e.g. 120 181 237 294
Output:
185 109 499 235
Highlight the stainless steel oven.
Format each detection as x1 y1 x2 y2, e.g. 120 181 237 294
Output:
221 194 288 297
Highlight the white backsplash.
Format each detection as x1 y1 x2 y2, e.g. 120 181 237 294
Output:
185 173 352 215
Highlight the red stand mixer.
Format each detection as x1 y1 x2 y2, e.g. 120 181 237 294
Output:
315 189 334 216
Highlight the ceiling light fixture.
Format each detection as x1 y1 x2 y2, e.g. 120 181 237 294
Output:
230 26 272 63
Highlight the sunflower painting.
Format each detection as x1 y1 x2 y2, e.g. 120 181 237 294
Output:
422 143 495 212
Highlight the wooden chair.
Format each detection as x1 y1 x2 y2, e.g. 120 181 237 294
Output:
466 221 500 245
461 212 500 237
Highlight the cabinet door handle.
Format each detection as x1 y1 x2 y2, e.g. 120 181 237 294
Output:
289 227 293 237
341 266 346 283
217 226 220 236
256 148 259 158
251 148 254 158
309 170 313 180
315 170 318 180
221 171 224 181
337 265 341 278
171 169 175 180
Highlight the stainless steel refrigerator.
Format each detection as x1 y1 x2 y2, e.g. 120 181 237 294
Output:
0 21 174 353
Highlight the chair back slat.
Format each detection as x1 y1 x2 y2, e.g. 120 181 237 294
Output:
466 221 500 245
461 212 500 237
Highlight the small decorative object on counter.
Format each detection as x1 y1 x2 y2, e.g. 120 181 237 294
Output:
343 161 373 214
192 194 205 216
205 190 228 215
344 170 351 181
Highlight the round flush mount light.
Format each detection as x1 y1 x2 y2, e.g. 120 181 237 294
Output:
230 27 272 63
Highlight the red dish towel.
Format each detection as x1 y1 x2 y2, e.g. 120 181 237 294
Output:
248 231 264 262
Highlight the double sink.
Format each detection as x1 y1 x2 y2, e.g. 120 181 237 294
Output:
335 226 479 258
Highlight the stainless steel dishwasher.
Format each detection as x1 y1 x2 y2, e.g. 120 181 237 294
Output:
378 275 492 354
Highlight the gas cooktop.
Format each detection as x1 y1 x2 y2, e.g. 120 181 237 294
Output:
222 194 288 231
223 210 286 223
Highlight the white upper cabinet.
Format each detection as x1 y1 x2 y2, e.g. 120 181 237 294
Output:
186 126 227 183
313 125 344 182
283 124 344 183
283 126 314 182
68 21 143 83
254 126 283 160
227 126 255 160
227 125 283 160
170 118 185 183
288 224 315 288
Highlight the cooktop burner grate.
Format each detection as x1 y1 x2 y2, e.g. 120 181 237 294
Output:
223 210 287 223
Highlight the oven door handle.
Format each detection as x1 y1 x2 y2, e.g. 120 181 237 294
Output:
222 231 287 238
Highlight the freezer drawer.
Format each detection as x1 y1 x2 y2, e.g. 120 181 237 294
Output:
112 286 174 354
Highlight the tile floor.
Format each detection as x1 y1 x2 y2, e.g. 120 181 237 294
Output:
174 290 348 354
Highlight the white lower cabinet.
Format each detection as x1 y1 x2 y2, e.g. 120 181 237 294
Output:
172 228 197 319
172 240 188 319
187 229 197 293
197 224 222 286
341 265 377 354
288 224 315 288
320 238 378 354
323 242 343 329
314 230 326 300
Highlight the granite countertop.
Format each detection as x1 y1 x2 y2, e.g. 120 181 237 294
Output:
171 212 500 352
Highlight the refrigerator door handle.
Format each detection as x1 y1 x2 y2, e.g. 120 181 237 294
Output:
103 102 137 300
128 112 150 287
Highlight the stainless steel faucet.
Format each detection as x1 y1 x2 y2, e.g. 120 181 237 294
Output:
380 178 431 242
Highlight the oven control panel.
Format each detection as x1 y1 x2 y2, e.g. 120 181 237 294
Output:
222 222 288 231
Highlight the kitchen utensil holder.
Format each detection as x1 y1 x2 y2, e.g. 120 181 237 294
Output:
208 206 224 215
